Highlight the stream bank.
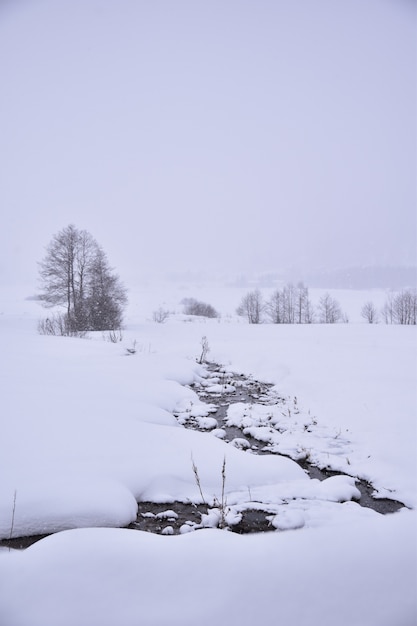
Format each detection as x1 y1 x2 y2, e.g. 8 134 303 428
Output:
126 363 405 537
0 363 405 548
188 363 405 516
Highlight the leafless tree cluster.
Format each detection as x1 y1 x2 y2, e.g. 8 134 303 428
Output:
361 290 416 325
381 289 417 325
265 283 314 324
237 284 343 324
38 224 127 334
182 298 219 318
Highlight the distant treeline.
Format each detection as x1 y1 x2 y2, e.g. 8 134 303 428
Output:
236 284 346 324
235 283 416 325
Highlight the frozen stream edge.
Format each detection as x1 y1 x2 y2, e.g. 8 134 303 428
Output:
126 363 405 538
190 363 405 516
0 362 405 549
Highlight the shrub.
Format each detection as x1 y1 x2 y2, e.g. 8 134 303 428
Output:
182 298 219 318
37 312 88 337
152 307 170 323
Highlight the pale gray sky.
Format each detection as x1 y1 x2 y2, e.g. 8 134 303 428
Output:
0 0 415 288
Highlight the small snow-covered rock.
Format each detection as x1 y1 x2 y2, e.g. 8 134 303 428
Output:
211 428 227 439
230 438 251 450
156 510 178 520
200 509 221 528
190 403 215 418
225 509 242 526
318 475 361 502
196 416 218 430
206 384 236 394
270 510 305 531
243 426 274 444
179 523 195 534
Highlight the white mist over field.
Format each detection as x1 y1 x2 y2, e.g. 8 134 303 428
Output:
0 0 415 288
0 285 416 625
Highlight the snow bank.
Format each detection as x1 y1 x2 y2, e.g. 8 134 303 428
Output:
0 510 415 626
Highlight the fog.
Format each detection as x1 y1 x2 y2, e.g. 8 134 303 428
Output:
0 0 415 290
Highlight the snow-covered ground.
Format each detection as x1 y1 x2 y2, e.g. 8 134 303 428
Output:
0 282 416 626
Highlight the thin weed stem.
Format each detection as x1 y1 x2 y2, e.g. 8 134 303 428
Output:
8 490 17 551
191 456 207 505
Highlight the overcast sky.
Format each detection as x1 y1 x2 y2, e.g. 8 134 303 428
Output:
0 0 415 288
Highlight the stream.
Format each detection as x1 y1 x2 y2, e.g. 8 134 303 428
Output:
1 363 405 549
125 362 405 537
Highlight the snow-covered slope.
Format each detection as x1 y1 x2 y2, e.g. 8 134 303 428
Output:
0 286 415 625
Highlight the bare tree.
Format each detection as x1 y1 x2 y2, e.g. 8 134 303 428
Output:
295 282 315 323
265 289 284 323
303 295 315 324
236 289 263 324
361 301 379 324
281 283 296 323
381 291 395 324
38 225 127 332
39 224 81 316
318 292 343 323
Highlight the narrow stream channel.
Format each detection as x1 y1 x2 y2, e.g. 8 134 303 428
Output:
1 362 406 549
124 362 405 538
191 363 405 516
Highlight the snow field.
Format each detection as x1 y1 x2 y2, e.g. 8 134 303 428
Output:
0 286 416 626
